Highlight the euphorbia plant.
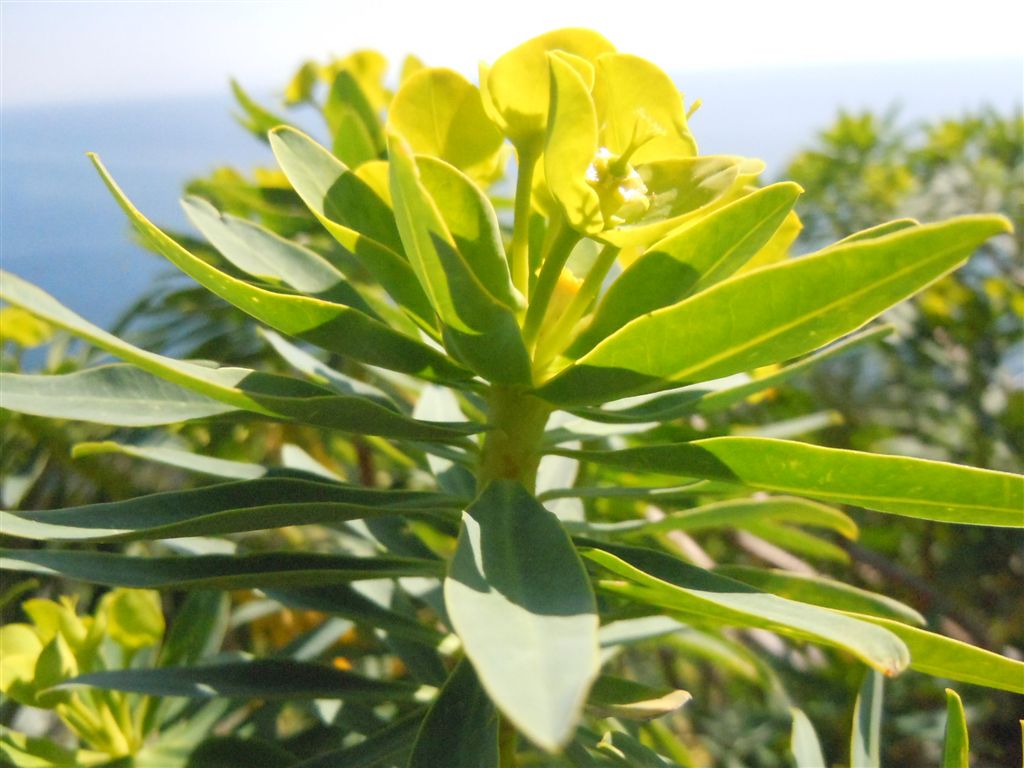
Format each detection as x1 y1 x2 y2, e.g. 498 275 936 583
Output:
1 28 1022 767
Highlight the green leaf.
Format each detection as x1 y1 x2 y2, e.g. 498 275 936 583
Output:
593 728 682 768
739 520 851 564
790 708 827 768
417 156 519 310
62 659 418 701
267 126 437 332
73 441 266 480
634 496 859 540
715 566 925 626
574 325 892 424
586 676 690 721
230 79 291 139
388 67 505 183
0 477 458 542
0 549 442 589
581 540 909 675
851 670 883 768
836 218 919 244
324 69 385 163
387 133 532 383
536 215 1011 405
182 195 375 314
259 328 399 409
159 591 230 668
445 481 600 751
289 710 425 768
558 437 1024 526
0 365 236 426
942 689 969 768
838 612 1024 694
409 659 499 768
0 273 476 439
571 183 802 356
89 154 464 380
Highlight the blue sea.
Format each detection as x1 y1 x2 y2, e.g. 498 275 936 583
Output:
2 58 1020 329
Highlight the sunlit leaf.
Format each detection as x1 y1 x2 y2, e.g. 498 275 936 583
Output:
445 481 599 751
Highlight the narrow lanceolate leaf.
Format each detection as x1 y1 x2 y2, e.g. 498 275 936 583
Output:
445 481 600 752
571 183 802 357
634 496 859 541
290 711 425 768
267 126 438 332
536 215 1011 405
89 154 468 381
0 365 236 426
586 676 690 721
409 659 499 768
0 549 442 589
559 437 1024 526
417 156 519 310
581 541 909 676
575 325 892 424
0 273 476 440
72 440 266 480
838 612 1024 694
0 477 458 542
790 708 827 768
716 566 925 626
388 134 532 384
942 689 969 768
182 195 374 313
851 670 883 768
62 659 418 701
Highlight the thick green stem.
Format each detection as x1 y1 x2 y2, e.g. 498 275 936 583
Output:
477 386 552 492
522 217 581 349
510 148 539 303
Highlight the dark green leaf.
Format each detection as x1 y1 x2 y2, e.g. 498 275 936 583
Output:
62 659 418 701
0 477 459 542
445 481 600 751
851 670 883 768
409 659 499 768
0 549 442 589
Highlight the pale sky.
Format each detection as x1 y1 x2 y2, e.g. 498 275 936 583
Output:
2 0 1022 108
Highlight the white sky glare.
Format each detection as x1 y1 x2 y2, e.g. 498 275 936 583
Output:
2 0 1023 107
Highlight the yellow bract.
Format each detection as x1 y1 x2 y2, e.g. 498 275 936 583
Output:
388 67 507 184
482 28 614 154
